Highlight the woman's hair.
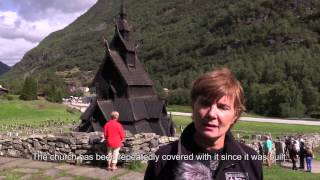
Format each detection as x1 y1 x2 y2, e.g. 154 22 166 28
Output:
110 111 119 119
306 147 313 154
191 67 245 119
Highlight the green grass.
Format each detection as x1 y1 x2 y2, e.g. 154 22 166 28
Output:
0 99 80 128
172 115 320 137
126 160 148 173
167 105 192 113
172 115 192 127
233 121 320 137
0 169 24 180
264 165 320 180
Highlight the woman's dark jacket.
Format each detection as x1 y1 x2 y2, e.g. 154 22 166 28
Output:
144 123 263 180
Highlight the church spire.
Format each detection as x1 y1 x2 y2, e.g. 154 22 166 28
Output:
120 0 127 19
115 0 130 41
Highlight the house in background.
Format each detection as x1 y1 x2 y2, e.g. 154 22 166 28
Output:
77 2 175 136
0 85 9 96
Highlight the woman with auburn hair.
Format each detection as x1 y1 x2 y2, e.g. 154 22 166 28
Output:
104 111 125 171
145 68 263 180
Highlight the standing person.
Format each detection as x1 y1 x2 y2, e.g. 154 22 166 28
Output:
104 111 125 171
275 137 285 165
284 136 291 160
299 139 306 169
263 136 273 167
144 68 263 180
305 147 314 172
289 140 298 170
293 138 300 153
258 142 264 158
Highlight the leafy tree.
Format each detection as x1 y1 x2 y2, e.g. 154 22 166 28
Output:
245 83 271 115
267 80 305 117
168 88 191 105
301 78 320 113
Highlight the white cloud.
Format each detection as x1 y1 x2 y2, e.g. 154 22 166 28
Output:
11 0 97 21
0 38 37 66
0 11 42 42
0 0 97 66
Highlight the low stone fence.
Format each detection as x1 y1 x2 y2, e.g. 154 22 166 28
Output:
0 132 178 165
0 132 319 165
247 134 320 150
244 134 320 163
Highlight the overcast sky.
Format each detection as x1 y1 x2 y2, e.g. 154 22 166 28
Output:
0 0 97 66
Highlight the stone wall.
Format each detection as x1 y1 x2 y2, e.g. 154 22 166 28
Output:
247 134 320 151
0 132 178 165
244 134 320 163
0 132 319 165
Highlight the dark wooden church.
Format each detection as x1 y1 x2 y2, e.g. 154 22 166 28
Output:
77 3 174 136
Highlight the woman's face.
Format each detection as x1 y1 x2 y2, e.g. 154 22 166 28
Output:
192 95 237 141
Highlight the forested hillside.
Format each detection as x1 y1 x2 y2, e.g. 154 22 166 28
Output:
1 0 320 118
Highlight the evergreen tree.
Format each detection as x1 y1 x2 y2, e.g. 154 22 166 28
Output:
47 85 63 103
20 77 37 100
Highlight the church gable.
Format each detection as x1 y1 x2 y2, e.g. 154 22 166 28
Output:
77 1 174 136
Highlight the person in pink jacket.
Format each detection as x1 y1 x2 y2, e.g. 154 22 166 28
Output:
104 111 125 170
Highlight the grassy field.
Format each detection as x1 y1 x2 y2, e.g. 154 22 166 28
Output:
172 115 320 137
167 105 192 113
1 99 319 137
0 99 80 129
263 165 320 179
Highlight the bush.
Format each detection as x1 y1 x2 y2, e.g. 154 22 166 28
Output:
309 111 320 119
4 94 14 101
168 88 191 105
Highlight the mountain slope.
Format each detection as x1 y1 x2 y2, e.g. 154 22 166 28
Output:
1 0 320 117
0 61 10 76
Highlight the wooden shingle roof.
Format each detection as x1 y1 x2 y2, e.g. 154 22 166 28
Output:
94 97 164 123
108 49 153 86
116 19 130 33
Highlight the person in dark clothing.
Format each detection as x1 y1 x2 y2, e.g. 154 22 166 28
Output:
299 140 306 169
144 68 263 180
258 142 264 158
289 141 298 170
284 136 291 160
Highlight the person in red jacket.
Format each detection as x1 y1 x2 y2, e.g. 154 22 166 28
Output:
104 111 125 170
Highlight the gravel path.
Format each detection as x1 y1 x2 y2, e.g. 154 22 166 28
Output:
0 157 144 180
